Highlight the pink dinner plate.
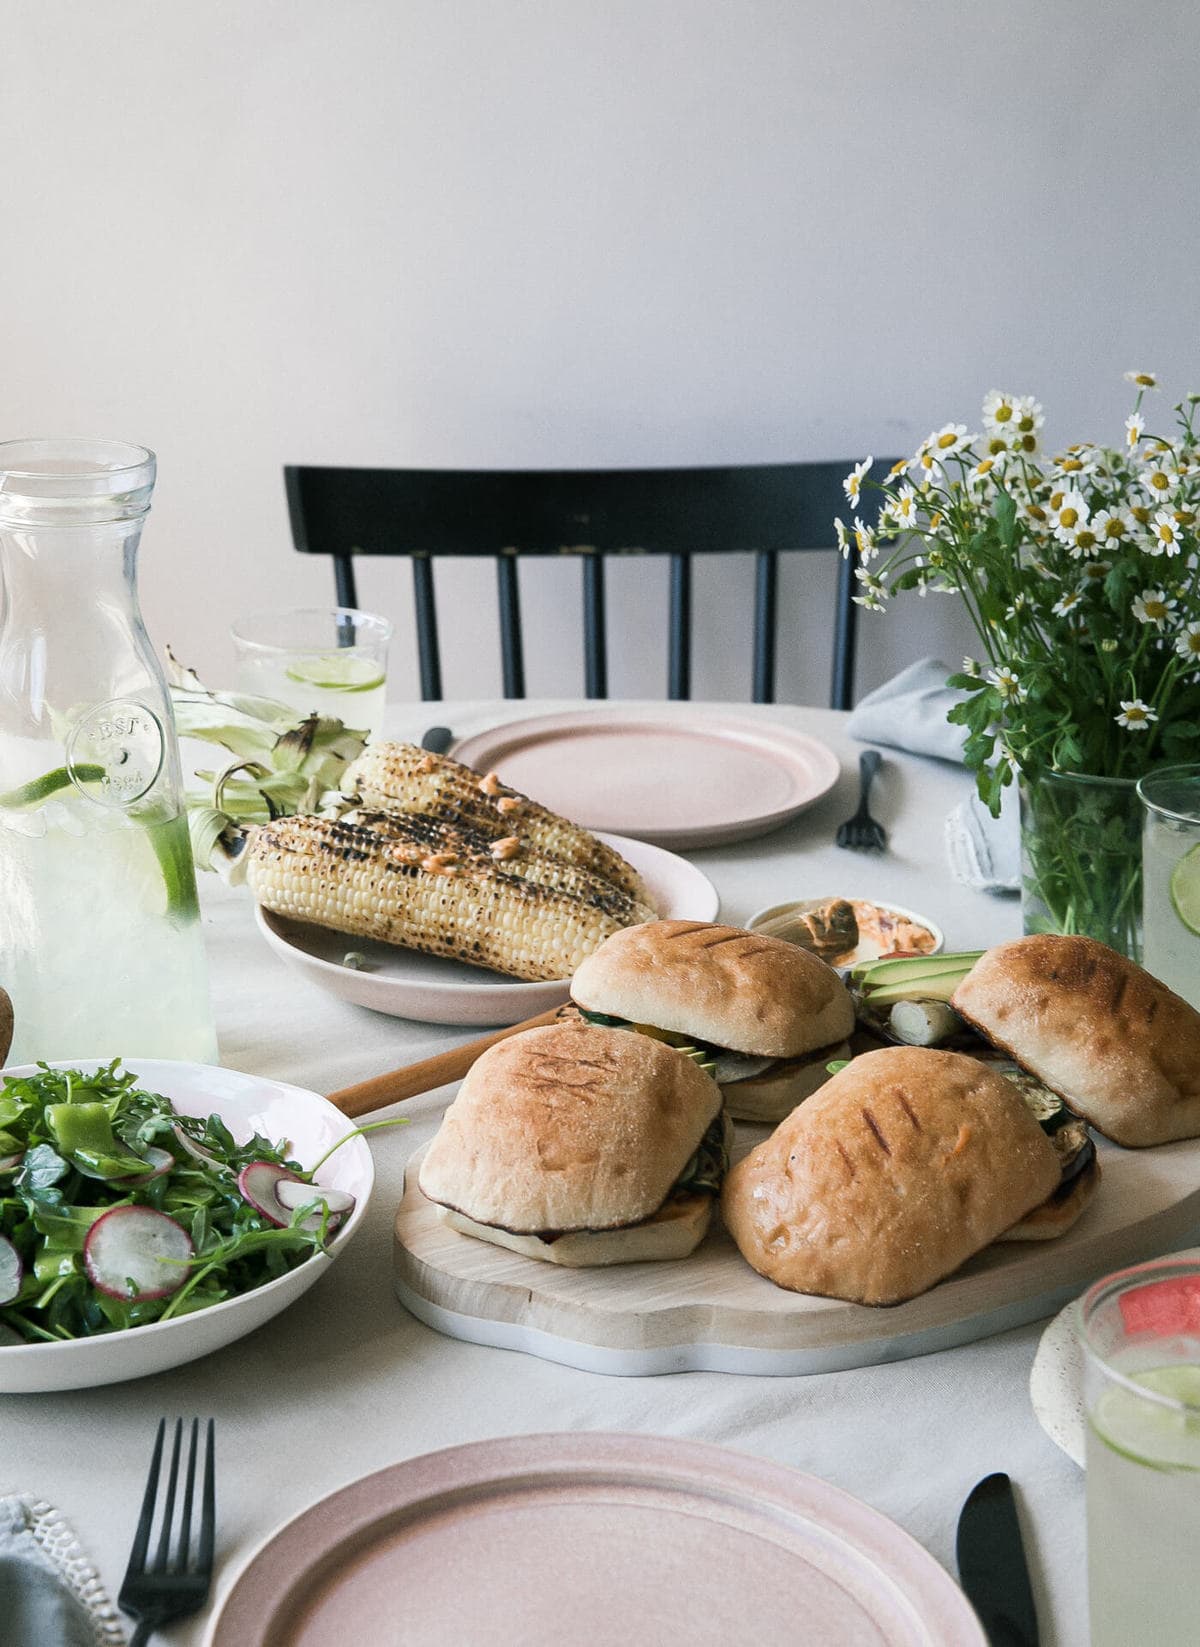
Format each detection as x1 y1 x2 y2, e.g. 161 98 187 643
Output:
206 1433 984 1647
451 710 841 848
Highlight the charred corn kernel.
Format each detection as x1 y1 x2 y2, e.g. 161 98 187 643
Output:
422 852 459 875
490 836 521 861
244 813 651 983
341 742 652 905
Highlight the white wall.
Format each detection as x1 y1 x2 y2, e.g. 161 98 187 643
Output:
4 1 1198 705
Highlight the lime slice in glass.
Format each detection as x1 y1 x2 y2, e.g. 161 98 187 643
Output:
1170 844 1200 937
284 653 385 693
1091 1364 1200 1470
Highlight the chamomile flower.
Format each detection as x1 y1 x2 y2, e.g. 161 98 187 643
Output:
852 568 887 611
1176 622 1200 666
966 456 1002 492
885 459 908 482
981 433 1014 461
987 665 1028 702
926 423 974 463
834 518 851 558
890 485 920 527
1049 489 1090 536
1091 507 1136 546
1145 511 1183 556
908 441 940 482
843 456 873 507
982 391 1018 431
1115 699 1158 731
1051 588 1084 617
1125 412 1145 449
1057 521 1103 559
1080 559 1112 583
1054 449 1098 481
853 517 878 561
1013 396 1045 437
1140 457 1180 500
1132 588 1177 628
1124 370 1159 389
961 656 981 677
1004 593 1031 620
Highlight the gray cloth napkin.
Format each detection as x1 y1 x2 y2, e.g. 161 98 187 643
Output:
0 1497 125 1647
847 657 1020 894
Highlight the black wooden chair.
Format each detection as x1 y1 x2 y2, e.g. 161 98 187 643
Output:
283 462 894 710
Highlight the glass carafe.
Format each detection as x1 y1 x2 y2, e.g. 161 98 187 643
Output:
0 439 217 1064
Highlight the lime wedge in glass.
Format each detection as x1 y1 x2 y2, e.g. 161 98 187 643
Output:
284 653 385 693
1091 1364 1200 1469
1170 844 1200 937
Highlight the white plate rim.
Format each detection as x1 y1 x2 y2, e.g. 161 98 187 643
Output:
0 1058 374 1375
449 709 841 847
205 1431 985 1647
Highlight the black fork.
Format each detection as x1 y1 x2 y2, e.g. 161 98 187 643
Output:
119 1418 216 1646
835 749 888 852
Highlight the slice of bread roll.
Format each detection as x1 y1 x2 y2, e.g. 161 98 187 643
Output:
722 1047 1062 1305
952 935 1200 1147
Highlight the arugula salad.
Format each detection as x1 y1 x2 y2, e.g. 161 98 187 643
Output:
0 1061 367 1344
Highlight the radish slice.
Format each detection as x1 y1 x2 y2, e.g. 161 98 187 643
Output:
172 1123 221 1167
0 1153 22 1174
274 1180 355 1218
115 1145 175 1185
0 1235 22 1307
83 1206 194 1301
237 1161 299 1227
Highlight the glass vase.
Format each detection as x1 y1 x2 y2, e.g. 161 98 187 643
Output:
1018 769 1143 962
0 439 217 1065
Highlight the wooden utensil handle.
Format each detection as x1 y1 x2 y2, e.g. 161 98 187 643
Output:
326 1008 563 1118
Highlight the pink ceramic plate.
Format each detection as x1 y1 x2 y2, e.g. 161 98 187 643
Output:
451 710 841 849
207 1433 983 1647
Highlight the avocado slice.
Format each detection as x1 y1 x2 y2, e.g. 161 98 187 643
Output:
852 950 982 986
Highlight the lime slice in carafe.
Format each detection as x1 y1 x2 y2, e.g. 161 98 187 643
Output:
284 653 385 693
1170 844 1200 937
1091 1364 1200 1469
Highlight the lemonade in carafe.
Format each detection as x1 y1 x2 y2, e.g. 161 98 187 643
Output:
0 440 216 1064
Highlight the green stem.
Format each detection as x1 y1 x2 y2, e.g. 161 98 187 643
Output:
0 764 105 808
304 1117 409 1179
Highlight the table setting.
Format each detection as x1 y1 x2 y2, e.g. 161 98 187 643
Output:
3 387 1200 1647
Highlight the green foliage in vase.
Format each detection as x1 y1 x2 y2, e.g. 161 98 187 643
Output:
837 376 1200 819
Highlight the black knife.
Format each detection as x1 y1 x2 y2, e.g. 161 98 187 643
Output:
420 725 454 754
956 1473 1040 1647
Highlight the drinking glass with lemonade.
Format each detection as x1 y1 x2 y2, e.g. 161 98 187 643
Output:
231 607 392 740
1079 1257 1200 1647
1138 765 1200 1011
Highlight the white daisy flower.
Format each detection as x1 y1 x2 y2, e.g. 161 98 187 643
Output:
1132 588 1177 628
1013 396 1045 437
852 568 887 611
1054 450 1098 481
1124 370 1159 389
1125 412 1145 449
927 423 974 462
987 665 1028 702
1049 489 1090 535
1081 559 1112 583
981 391 1018 431
1057 521 1103 559
1115 698 1158 731
961 656 981 677
853 517 878 561
1091 507 1136 547
1176 622 1200 665
1141 457 1179 500
1145 511 1183 556
981 432 1015 461
1004 594 1030 620
843 456 874 507
890 484 920 527
908 441 940 482
1051 588 1084 617
885 458 908 482
834 518 851 558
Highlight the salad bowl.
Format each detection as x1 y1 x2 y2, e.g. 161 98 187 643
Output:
0 1059 374 1393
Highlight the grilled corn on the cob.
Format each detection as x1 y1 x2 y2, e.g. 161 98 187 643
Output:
341 742 651 905
245 812 651 982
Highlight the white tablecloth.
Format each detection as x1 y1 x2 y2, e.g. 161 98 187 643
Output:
2 702 1092 1646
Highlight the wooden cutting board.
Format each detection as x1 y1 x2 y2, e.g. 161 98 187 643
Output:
393 1130 1200 1375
